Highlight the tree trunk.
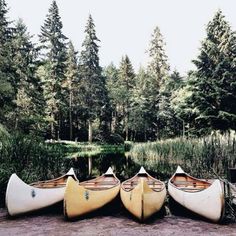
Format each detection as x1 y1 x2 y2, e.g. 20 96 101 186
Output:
51 113 55 139
125 114 129 141
111 111 116 133
57 115 60 140
88 119 93 143
69 91 73 140
15 117 18 130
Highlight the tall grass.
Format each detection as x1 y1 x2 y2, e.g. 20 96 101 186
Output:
0 133 74 205
128 132 236 179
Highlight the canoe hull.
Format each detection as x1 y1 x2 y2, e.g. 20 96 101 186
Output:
64 177 120 219
6 174 66 216
121 179 166 221
168 179 224 222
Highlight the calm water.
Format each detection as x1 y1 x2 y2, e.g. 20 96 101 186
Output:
72 152 172 182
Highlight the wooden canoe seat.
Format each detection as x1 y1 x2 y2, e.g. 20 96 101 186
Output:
123 181 163 185
32 183 66 188
81 181 118 186
173 180 209 186
179 187 206 192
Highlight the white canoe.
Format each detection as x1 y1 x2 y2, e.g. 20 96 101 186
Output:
120 167 166 221
6 168 78 216
168 166 225 222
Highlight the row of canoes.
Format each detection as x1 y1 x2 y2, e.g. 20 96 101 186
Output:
5 166 225 222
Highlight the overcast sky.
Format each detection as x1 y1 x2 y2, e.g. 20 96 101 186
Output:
6 0 236 75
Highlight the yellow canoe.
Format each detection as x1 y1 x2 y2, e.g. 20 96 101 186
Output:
64 167 120 219
120 167 166 221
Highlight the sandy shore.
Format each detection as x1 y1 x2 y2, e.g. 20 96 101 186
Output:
0 207 236 236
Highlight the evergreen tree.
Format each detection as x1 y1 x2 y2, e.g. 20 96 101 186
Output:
12 19 45 133
103 63 119 133
64 41 78 140
146 26 170 139
0 0 14 127
39 0 67 139
129 67 153 141
117 55 135 140
187 10 236 134
78 14 108 142
158 70 184 138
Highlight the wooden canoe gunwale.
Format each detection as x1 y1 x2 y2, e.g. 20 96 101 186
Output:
121 170 165 193
79 171 120 191
169 172 211 193
30 168 78 189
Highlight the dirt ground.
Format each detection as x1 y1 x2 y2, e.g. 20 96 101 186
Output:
0 207 236 236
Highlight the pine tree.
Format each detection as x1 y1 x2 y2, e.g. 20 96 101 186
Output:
64 41 78 140
78 14 108 142
117 55 135 140
188 10 236 133
103 63 119 133
12 19 45 133
0 0 14 127
146 26 170 139
39 0 67 139
129 67 153 141
158 70 184 138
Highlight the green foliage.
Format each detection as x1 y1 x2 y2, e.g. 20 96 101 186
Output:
146 26 170 139
0 3 236 143
0 0 15 127
78 14 110 141
128 132 236 179
64 41 79 140
185 10 236 134
12 19 45 133
0 133 73 205
39 0 67 139
158 70 184 138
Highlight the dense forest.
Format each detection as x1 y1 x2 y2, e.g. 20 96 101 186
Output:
0 0 235 143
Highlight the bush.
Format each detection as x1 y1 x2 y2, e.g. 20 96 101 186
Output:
94 132 124 144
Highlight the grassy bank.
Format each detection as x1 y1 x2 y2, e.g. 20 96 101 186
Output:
0 135 125 205
49 141 125 157
127 132 236 179
0 134 74 205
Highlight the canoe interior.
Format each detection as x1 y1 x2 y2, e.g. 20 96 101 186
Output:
30 175 76 189
122 173 164 192
171 173 211 192
79 174 119 190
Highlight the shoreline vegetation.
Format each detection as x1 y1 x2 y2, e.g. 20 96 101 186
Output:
0 0 235 223
1 131 235 205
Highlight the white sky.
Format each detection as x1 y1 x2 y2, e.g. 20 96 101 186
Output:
6 0 236 75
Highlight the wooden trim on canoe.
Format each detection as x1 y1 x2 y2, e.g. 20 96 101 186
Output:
169 167 211 193
79 168 120 191
30 168 78 189
121 167 165 192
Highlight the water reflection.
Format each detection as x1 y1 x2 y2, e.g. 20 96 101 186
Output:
71 152 173 182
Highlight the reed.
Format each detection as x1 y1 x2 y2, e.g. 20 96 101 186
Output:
0 133 73 205
128 132 236 179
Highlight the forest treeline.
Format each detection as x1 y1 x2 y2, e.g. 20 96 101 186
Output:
0 0 235 143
